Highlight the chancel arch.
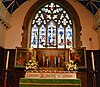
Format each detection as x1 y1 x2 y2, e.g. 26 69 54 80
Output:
22 0 81 48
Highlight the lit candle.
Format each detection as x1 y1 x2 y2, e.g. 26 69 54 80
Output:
6 51 10 70
91 52 95 71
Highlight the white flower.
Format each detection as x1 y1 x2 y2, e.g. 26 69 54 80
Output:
25 59 39 70
27 62 30 65
65 60 78 71
31 63 34 66
26 66 29 70
29 66 31 69
29 60 32 62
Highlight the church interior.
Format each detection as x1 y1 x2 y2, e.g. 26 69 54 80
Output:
0 0 100 87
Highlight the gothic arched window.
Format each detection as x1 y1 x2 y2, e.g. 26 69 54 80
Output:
30 2 73 48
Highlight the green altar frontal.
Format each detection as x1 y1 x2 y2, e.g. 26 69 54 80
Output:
19 78 81 87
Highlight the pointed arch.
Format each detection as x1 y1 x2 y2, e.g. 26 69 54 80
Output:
22 0 81 48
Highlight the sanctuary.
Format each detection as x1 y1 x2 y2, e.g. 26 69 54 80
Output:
15 47 84 87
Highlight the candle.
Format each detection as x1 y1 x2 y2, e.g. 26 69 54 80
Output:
54 57 56 66
46 58 48 67
6 51 10 70
43 56 45 67
43 56 45 63
58 53 60 63
69 49 70 62
91 52 95 71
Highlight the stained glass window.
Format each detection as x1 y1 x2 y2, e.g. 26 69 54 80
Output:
31 2 73 48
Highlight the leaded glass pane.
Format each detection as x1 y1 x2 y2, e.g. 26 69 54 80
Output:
63 18 67 25
53 15 57 20
36 18 42 25
47 15 51 19
39 24 46 48
32 20 35 24
40 14 44 19
31 24 38 48
58 25 64 48
66 25 72 48
66 14 69 19
41 3 63 14
35 13 39 19
47 21 56 48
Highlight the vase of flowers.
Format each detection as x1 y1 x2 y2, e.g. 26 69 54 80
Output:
25 58 39 70
64 60 78 71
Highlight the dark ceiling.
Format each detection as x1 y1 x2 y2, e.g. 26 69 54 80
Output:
2 0 100 14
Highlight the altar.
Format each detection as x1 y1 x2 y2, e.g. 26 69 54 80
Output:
19 70 81 87
17 48 81 87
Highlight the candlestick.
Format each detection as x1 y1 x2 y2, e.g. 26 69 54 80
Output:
6 51 10 70
91 52 95 71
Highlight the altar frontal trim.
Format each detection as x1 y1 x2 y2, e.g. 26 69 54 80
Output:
25 71 77 79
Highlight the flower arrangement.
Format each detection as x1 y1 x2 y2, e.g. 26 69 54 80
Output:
65 60 78 71
25 58 39 70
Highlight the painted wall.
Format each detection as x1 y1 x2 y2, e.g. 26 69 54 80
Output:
68 0 99 50
0 25 6 47
97 30 100 49
4 0 99 50
4 0 37 49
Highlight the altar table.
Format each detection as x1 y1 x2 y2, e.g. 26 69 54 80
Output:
19 78 81 87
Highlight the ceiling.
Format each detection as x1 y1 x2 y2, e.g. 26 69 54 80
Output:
1 0 100 14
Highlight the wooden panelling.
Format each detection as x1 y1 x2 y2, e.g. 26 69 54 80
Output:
86 50 100 87
77 72 87 87
0 46 4 70
0 46 4 87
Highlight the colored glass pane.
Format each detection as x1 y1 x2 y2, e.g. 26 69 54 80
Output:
39 24 46 48
58 25 64 48
31 24 38 48
47 21 56 48
66 25 72 48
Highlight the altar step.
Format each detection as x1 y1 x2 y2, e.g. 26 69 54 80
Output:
19 78 81 87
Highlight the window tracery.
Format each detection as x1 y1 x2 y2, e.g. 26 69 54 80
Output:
31 2 73 48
